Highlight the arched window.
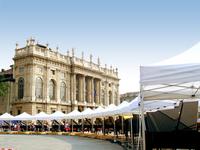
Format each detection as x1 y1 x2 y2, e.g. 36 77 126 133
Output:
35 77 43 98
18 77 24 99
49 79 56 100
109 91 112 105
60 82 66 101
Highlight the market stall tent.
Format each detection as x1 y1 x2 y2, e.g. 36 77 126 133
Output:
94 104 117 117
65 110 81 119
14 112 32 121
77 108 94 119
140 42 200 100
49 111 66 120
0 113 14 121
31 112 50 120
140 42 200 149
88 106 104 118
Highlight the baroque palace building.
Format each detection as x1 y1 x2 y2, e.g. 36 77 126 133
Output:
0 38 120 115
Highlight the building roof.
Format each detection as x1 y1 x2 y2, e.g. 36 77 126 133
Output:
0 67 14 82
36 44 47 49
0 68 13 75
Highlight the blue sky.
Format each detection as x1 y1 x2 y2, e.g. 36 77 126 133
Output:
0 0 200 93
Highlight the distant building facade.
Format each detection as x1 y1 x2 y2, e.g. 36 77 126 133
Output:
120 92 138 103
0 38 120 115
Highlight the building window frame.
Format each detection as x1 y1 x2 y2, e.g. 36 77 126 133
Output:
49 79 56 100
18 77 24 99
60 81 66 101
35 77 43 99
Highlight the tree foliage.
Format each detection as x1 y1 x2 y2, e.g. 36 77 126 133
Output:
0 82 9 96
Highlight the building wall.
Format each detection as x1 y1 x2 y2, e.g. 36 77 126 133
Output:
9 39 120 115
120 92 138 103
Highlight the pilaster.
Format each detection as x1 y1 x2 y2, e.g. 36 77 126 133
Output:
82 75 86 103
56 70 60 103
111 83 114 104
45 66 50 102
91 78 94 104
31 65 36 101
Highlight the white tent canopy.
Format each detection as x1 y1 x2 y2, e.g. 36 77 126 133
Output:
14 112 32 121
77 108 94 119
97 104 117 117
109 97 178 115
140 42 200 149
65 110 81 119
32 112 50 120
119 97 140 114
49 111 66 120
0 113 14 121
140 42 200 100
88 106 104 118
106 101 130 116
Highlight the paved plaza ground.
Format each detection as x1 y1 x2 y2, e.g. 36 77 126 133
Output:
0 134 123 150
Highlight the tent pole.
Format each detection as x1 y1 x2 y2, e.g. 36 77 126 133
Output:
121 116 124 134
91 118 94 133
114 116 116 142
131 116 134 150
9 120 11 131
72 119 73 132
176 101 184 131
140 85 146 150
103 117 105 135
42 120 44 132
58 120 61 132
82 119 84 133
26 121 28 131
137 109 142 150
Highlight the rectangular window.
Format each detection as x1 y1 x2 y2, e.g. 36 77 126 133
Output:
60 72 65 79
37 66 43 73
51 109 56 113
17 109 21 115
19 66 24 73
51 70 55 75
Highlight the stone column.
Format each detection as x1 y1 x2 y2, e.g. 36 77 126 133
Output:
85 77 88 103
91 78 94 104
93 79 96 104
97 80 101 105
82 75 86 103
56 70 60 103
111 83 114 104
74 74 76 102
88 78 92 103
78 75 82 102
30 65 35 101
67 73 70 103
23 64 30 101
70 73 76 103
117 84 120 105
94 79 100 104
105 81 108 106
45 66 50 102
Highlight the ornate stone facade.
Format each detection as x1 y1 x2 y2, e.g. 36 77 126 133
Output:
120 92 138 103
8 38 119 115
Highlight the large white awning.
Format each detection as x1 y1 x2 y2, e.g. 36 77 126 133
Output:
14 112 32 121
140 42 200 100
0 113 14 121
